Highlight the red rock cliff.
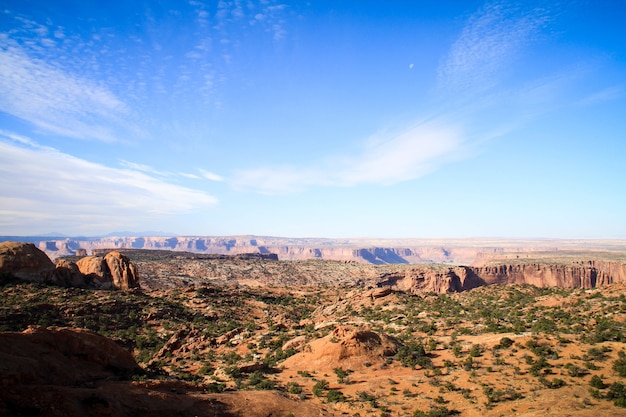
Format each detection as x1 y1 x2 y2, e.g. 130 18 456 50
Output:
469 261 626 289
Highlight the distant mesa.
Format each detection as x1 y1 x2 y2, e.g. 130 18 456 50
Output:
0 241 139 291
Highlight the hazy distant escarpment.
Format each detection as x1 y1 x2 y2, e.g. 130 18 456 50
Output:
6 235 626 266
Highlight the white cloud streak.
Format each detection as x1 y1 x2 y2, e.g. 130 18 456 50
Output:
231 120 463 194
438 1 549 95
231 1 559 195
0 135 218 235
198 169 225 182
0 43 138 142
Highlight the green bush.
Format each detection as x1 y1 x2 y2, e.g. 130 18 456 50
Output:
313 379 329 397
613 351 626 377
590 375 607 389
326 389 346 402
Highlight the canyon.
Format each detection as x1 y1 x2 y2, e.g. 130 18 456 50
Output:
7 235 626 266
3 240 626 416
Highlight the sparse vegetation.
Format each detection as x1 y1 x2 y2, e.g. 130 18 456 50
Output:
2 248 626 416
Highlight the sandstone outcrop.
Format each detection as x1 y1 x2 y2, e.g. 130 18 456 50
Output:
0 326 141 387
377 266 486 294
54 259 85 287
0 241 56 283
375 261 626 293
1 241 139 290
281 325 400 370
470 262 626 289
76 251 139 290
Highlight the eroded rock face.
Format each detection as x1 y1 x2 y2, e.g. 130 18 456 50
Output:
105 251 140 290
76 252 140 290
377 266 486 294
0 241 55 283
470 262 626 289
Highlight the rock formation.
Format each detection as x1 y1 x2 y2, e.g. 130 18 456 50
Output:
374 262 626 293
76 251 139 290
470 262 626 289
282 325 400 370
0 241 56 283
377 266 486 294
0 326 141 387
54 259 85 287
0 242 139 290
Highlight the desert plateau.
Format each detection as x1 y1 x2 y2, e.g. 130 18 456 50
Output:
2 238 626 416
3 1 625 416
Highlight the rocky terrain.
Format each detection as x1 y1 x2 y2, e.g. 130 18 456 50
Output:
3 242 626 416
0 241 139 290
6 235 626 265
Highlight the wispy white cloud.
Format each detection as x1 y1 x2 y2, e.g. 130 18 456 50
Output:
438 1 549 95
120 160 223 182
198 168 225 182
232 1 564 196
576 85 624 107
0 134 218 235
231 119 463 194
0 42 139 142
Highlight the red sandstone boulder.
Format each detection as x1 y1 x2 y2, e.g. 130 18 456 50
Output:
76 252 140 290
105 251 140 290
0 241 55 283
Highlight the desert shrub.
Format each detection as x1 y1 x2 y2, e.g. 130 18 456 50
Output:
357 391 378 407
585 346 609 361
613 351 626 377
224 366 242 379
427 338 438 351
247 370 265 386
198 363 214 375
496 337 514 349
419 321 437 335
222 352 242 365
532 317 557 334
529 356 550 376
413 406 459 417
539 376 566 389
205 382 226 393
525 339 558 359
461 356 474 371
334 367 350 383
469 344 482 357
590 375 607 389
606 382 626 407
287 382 302 394
483 386 523 404
326 389 346 402
313 379 329 397
589 388 603 399
564 363 588 377
396 341 432 369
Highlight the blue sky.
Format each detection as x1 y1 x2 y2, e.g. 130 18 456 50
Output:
0 0 624 238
